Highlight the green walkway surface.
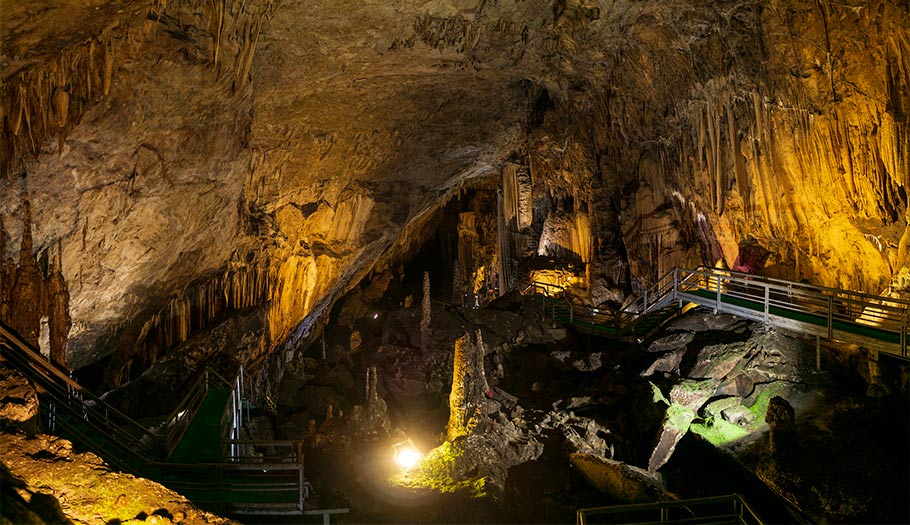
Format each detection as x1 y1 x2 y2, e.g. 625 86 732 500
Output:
689 289 900 344
168 388 232 463
534 283 901 348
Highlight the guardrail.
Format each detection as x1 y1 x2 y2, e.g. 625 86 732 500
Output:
0 324 165 465
0 322 339 518
670 267 909 359
576 494 764 525
521 267 909 359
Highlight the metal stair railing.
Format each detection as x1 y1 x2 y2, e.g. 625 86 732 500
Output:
670 267 909 359
576 494 765 525
0 322 329 517
0 323 166 468
522 280 624 335
161 366 237 458
520 267 909 358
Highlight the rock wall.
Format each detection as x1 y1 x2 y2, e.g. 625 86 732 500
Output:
1 0 906 377
524 1 909 293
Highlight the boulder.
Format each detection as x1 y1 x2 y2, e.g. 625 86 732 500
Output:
570 454 676 504
641 348 686 377
648 332 694 353
765 396 797 456
0 369 38 434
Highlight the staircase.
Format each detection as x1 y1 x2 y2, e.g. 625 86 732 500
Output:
0 322 346 520
524 267 910 359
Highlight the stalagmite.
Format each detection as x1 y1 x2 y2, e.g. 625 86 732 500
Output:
46 248 72 367
9 195 43 347
447 330 489 441
420 271 430 356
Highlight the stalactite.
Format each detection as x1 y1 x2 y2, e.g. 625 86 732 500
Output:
496 188 510 294
232 15 262 94
209 0 227 68
0 11 142 178
127 260 272 368
102 40 114 97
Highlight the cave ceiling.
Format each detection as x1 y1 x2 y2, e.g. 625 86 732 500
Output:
1 1 908 375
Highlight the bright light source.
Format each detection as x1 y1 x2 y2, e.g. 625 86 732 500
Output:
394 442 422 471
373 313 379 319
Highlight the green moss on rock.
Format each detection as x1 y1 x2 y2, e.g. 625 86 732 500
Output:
390 441 488 498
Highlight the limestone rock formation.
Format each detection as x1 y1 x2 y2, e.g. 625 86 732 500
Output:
765 395 797 457
0 0 906 506
447 330 490 441
0 368 38 433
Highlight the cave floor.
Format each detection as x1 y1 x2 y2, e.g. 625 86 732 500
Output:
294 330 798 524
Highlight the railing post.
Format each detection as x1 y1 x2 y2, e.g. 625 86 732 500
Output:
298 440 305 511
644 288 649 312
902 308 908 359
763 284 770 322
827 296 833 339
672 268 678 300
815 336 822 372
715 278 722 314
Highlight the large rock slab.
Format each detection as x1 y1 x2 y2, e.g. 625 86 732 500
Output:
570 454 677 504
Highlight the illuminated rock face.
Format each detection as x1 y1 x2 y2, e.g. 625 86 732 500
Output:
0 1 907 374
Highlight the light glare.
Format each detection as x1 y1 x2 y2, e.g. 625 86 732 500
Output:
394 446 422 471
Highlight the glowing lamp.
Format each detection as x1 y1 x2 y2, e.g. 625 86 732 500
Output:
393 441 422 471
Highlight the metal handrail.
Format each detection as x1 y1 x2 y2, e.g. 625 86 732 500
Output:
0 323 314 515
576 493 764 525
671 267 909 358
0 324 165 461
162 365 236 456
520 267 909 358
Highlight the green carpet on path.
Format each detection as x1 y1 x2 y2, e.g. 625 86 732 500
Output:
689 289 900 343
168 388 232 463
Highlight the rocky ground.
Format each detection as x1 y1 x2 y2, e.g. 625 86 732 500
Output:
0 367 235 525
3 291 907 524
270 293 909 524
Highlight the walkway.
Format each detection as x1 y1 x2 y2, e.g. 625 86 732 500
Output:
525 267 909 360
0 323 345 520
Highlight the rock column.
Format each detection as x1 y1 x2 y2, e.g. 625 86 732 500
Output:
420 271 430 356
46 249 71 366
765 396 796 457
447 330 489 441
9 195 43 347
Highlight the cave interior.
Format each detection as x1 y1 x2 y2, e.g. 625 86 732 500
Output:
1 1 909 524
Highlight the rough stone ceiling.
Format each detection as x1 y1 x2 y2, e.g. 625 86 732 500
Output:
1 1 908 375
